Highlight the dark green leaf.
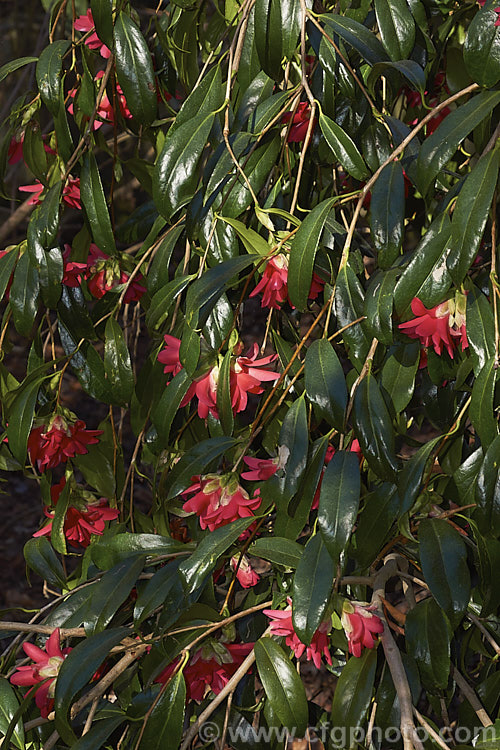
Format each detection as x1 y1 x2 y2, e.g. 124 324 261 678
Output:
23 536 66 589
381 341 420 413
365 269 398 345
91 0 114 48
466 286 495 375
134 560 183 625
321 14 388 66
166 437 237 499
0 247 18 301
36 41 70 116
146 275 194 331
172 65 224 133
9 251 40 337
470 356 498 449
475 434 500 536
0 678 24 750
319 114 369 181
318 450 360 567
374 0 415 61
114 12 157 125
398 437 440 515
91 533 187 569
292 533 334 644
334 264 371 371
152 369 191 447
80 152 116 257
464 5 500 87
104 317 134 406
248 537 304 568
405 599 450 690
354 484 399 569
137 672 186 750
70 715 127 750
85 557 145 634
305 338 347 430
254 638 308 735
288 198 334 310
330 648 378 748
216 349 234 436
370 161 404 269
0 56 38 83
352 373 398 481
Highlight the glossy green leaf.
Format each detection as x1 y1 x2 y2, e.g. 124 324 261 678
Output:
74 442 116 498
365 269 398 345
249 537 304 568
405 599 450 690
55 628 129 744
466 286 495 375
475 434 500 536
330 648 378 747
0 678 25 750
166 437 237 499
152 369 191 447
470 356 498 449
334 264 371 371
352 373 398 481
398 437 440 515
91 0 114 48
58 286 96 341
0 247 18 301
254 0 300 80
216 349 234 436
223 136 281 219
374 0 415 61
50 476 71 555
255 638 308 735
464 5 500 87
134 560 183 625
114 12 157 125
368 60 426 96
147 225 184 296
321 14 389 65
276 395 308 504
85 556 145 635
354 484 399 569
418 518 471 626
70 715 127 750
305 338 347 430
416 91 500 194
36 40 70 116
172 65 224 134
319 113 369 181
91 533 186 569
9 250 40 337
4 376 42 465
0 56 38 82
80 152 116 257
137 672 186 750
219 216 271 256
104 318 134 406
370 161 404 269
23 536 66 589
381 341 420 412
318 450 360 567
288 198 334 310
292 533 334 644
23 122 48 182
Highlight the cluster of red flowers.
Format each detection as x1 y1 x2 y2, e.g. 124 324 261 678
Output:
158 336 279 420
250 253 324 310
282 101 316 143
182 473 261 531
156 640 253 702
341 601 384 658
264 597 333 669
74 9 111 58
19 177 81 209
28 415 102 472
33 478 119 549
399 295 468 359
62 243 146 302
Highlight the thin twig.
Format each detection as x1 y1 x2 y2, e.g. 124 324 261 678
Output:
451 666 493 728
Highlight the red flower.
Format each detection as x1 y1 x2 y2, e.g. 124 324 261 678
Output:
156 641 253 703
18 182 44 205
62 245 88 287
182 473 261 531
250 254 324 310
28 415 103 472
18 178 81 209
230 344 280 414
264 597 332 669
241 455 280 481
10 629 71 718
68 72 132 129
398 295 468 359
230 555 260 588
341 601 384 658
158 334 184 377
282 102 316 143
33 478 119 548
74 9 112 58
8 134 24 164
86 245 146 302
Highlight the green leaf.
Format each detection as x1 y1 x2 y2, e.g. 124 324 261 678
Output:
368 60 426 96
0 247 18 301
305 338 347 430
153 111 216 220
365 269 398 345
0 678 25 750
134 560 183 625
23 536 66 589
448 147 500 284
248 537 304 568
475 435 500 536
146 275 194 331
54 628 130 744
255 638 308 735
318 450 361 568
335 264 371 371
381 341 420 413
416 91 500 194
394 212 452 315
466 286 495 375
374 0 415 61
36 40 70 116
352 373 398 481
50 476 71 555
464 5 500 87
91 533 186 569
219 216 271 256
330 648 378 748
288 198 334 310
70 715 128 750
58 286 97 341
91 0 114 48
321 14 389 66
354 483 399 569
405 599 450 690
9 250 40 337
147 225 184 296
152 369 191 447
166 437 237 499
418 518 471 626
470 356 498 449
4 377 41 465
23 121 48 182
104 318 134 406
254 0 299 80
173 65 224 133
223 136 281 219
73 442 116 498
179 518 256 597
370 161 404 269
0 56 38 83
398 437 440 515
80 152 116 257
319 114 369 181
85 557 145 635
275 395 308 504
292 533 334 644
138 673 186 749
216 349 234 436
114 12 157 125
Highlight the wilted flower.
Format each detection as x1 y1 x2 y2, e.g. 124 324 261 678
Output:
264 597 332 669
182 473 261 531
398 295 468 359
33 478 119 548
156 640 253 702
341 601 384 658
74 9 112 58
86 245 146 302
250 253 324 310
10 629 71 718
230 555 260 588
282 102 316 143
28 415 103 472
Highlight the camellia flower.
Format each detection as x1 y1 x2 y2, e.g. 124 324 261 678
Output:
230 554 260 588
250 254 324 310
28 415 103 472
182 473 262 531
241 445 290 481
19 177 81 209
33 478 119 548
282 102 316 143
158 337 279 420
156 640 253 702
67 71 132 130
62 245 88 287
398 295 468 359
86 245 146 302
341 601 384 658
74 9 112 58
10 629 71 718
264 597 332 669
8 134 24 164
